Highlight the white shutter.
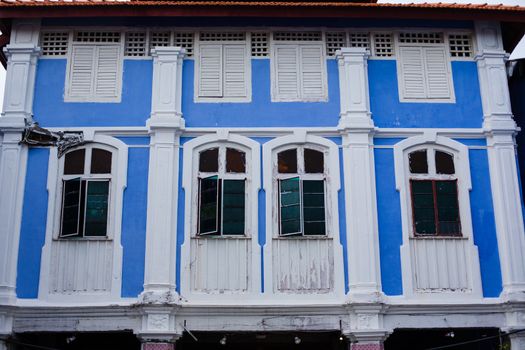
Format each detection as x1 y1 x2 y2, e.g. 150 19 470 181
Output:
299 45 325 99
94 45 121 99
223 44 247 97
274 45 300 100
399 46 426 99
68 45 96 98
424 47 451 99
198 44 223 97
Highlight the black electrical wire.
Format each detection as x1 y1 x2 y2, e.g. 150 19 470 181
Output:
424 328 525 350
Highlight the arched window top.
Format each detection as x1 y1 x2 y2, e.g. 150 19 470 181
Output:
63 146 114 176
408 147 455 177
199 146 246 175
277 146 325 175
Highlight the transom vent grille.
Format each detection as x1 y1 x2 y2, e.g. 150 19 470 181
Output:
149 31 171 53
349 32 370 49
399 32 444 44
41 31 69 56
372 33 394 57
251 32 269 57
174 32 195 57
200 32 246 41
273 31 322 41
74 31 121 43
449 34 473 58
325 32 346 56
124 32 147 57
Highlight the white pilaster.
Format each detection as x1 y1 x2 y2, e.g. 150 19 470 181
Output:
0 311 13 350
475 21 525 300
344 308 389 350
141 47 185 304
510 333 525 350
337 48 382 301
0 20 40 305
137 307 181 345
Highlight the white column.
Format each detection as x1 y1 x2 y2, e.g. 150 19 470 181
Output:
141 47 185 304
475 21 525 300
0 20 40 305
337 48 382 301
0 311 13 350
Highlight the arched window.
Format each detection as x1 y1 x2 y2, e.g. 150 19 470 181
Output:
408 148 461 236
59 146 114 238
276 146 326 236
197 146 247 236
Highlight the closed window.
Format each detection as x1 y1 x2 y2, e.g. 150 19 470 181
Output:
277 147 326 236
272 44 327 102
408 149 461 236
60 147 113 238
397 32 454 102
65 32 123 102
196 35 250 101
197 146 247 235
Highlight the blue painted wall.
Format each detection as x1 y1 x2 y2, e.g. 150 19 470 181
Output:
369 61 484 128
17 148 49 298
120 138 150 297
33 59 153 127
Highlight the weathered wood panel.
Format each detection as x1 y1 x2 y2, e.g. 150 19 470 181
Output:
272 238 333 293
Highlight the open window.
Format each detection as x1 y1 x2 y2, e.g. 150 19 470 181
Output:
59 147 113 238
408 148 461 236
197 147 247 236
277 147 326 236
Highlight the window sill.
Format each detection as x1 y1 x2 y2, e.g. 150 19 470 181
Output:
192 235 250 239
410 235 466 240
273 235 331 240
53 236 112 241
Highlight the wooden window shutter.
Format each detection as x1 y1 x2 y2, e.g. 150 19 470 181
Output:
223 44 247 98
68 45 96 98
399 46 426 99
299 45 325 99
274 45 300 99
423 47 451 99
198 44 223 97
94 45 121 99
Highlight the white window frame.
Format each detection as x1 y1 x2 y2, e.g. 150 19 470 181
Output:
194 32 252 103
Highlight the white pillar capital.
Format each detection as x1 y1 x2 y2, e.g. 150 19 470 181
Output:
137 307 182 345
336 47 373 131
147 47 186 129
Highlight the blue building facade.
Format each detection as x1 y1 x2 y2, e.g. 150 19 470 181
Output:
0 3 525 349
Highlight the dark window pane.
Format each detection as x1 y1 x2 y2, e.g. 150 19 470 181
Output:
436 151 455 175
411 180 436 235
61 178 82 237
64 149 85 175
278 149 297 174
304 149 324 174
91 148 112 174
199 148 219 173
84 181 109 236
226 148 246 173
199 176 219 234
279 177 301 235
436 180 461 235
409 150 428 174
222 180 245 235
303 180 326 235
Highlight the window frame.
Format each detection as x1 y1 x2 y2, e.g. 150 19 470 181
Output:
56 144 116 240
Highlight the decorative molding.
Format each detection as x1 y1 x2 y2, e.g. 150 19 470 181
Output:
138 307 181 343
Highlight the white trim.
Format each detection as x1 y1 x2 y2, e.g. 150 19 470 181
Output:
262 131 344 301
393 134 482 300
181 132 261 302
39 135 128 302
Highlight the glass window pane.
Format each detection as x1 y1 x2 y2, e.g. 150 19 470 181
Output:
303 180 326 235
280 177 301 235
64 149 85 175
61 178 82 237
436 151 455 174
278 149 297 174
84 181 109 236
436 180 461 235
199 148 219 173
409 150 428 174
411 180 436 235
199 176 219 234
226 148 246 173
222 180 245 235
304 149 324 174
91 148 112 174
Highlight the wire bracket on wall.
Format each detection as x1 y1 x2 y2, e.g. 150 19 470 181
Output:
20 121 85 157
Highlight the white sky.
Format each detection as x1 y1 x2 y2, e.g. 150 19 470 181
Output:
0 0 523 111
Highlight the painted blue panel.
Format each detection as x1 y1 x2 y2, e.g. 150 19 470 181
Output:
17 148 49 298
369 61 483 128
374 148 403 295
117 137 151 145
121 147 150 297
182 59 340 127
469 149 502 297
454 138 487 146
33 59 152 127
338 147 349 294
374 138 406 146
